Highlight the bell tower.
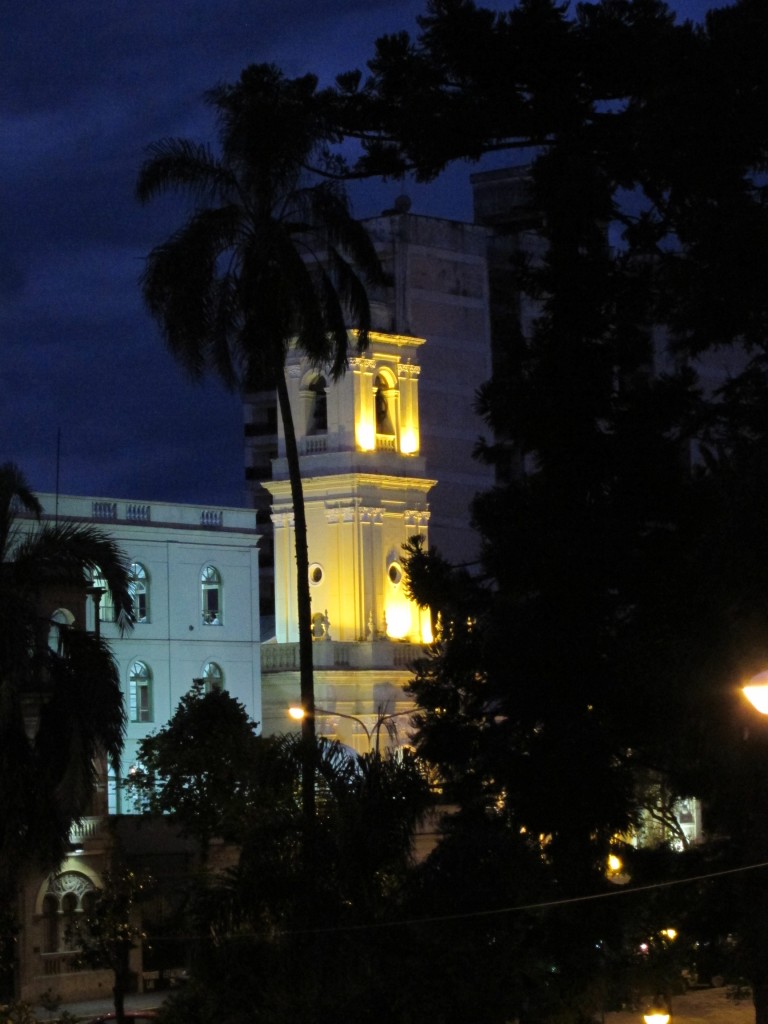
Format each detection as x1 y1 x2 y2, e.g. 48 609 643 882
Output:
266 331 435 648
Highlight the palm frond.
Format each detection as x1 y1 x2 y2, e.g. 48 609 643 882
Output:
141 205 244 384
11 522 135 632
136 138 234 205
0 461 42 561
37 628 126 789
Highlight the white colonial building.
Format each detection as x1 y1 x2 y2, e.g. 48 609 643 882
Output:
34 494 262 813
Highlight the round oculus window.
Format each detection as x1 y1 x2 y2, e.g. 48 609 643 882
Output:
309 563 324 586
388 562 403 586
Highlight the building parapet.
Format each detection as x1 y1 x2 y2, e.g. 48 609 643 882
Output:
32 494 257 533
261 640 425 673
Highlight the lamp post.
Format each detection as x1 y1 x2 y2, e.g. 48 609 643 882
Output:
288 704 417 753
740 671 768 1024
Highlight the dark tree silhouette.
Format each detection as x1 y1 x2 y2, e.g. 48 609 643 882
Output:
137 64 385 822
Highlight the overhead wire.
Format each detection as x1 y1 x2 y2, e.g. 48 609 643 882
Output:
273 858 768 936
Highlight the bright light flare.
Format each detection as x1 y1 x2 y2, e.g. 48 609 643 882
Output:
356 422 376 451
744 672 768 714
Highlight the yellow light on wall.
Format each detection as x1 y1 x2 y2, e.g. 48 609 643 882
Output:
420 612 433 645
356 421 376 452
400 427 419 455
385 600 412 640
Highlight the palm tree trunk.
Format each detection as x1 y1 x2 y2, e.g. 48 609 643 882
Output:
275 370 316 823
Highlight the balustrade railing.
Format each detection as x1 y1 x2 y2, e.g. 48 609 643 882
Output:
126 503 151 521
301 436 328 455
68 817 102 844
261 639 425 672
40 952 79 976
200 509 223 528
92 501 117 520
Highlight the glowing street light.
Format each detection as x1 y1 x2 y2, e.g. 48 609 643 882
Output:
288 704 417 752
642 995 671 1024
743 669 768 714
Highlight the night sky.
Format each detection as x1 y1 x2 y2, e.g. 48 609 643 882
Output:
2 0 715 508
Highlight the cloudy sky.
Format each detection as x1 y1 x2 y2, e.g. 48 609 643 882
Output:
2 0 715 508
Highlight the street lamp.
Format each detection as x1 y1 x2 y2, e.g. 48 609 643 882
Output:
288 704 417 753
642 995 671 1024
743 669 768 714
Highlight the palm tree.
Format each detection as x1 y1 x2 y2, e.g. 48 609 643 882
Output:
136 63 385 821
0 462 133 900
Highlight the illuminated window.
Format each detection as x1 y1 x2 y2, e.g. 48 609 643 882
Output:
201 565 222 624
129 661 153 722
203 661 224 693
129 562 149 622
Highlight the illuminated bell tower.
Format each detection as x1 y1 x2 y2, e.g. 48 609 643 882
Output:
267 331 435 648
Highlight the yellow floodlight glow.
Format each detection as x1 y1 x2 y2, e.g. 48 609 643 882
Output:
356 421 376 452
385 600 412 640
607 854 623 874
288 706 305 721
420 614 433 645
400 428 419 455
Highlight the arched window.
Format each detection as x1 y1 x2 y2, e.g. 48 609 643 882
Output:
375 372 396 438
201 565 222 625
129 661 153 723
90 570 115 623
41 871 97 953
202 661 224 693
48 608 74 653
308 376 328 434
130 562 149 622
61 892 78 949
